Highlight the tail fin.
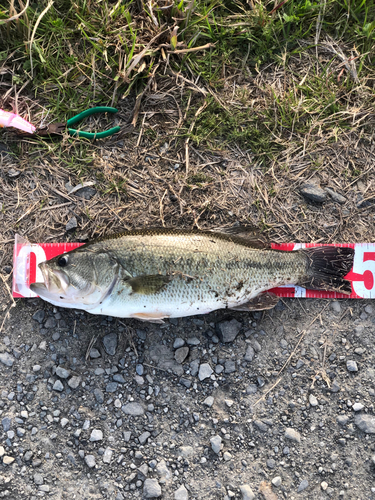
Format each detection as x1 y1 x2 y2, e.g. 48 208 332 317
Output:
299 246 354 294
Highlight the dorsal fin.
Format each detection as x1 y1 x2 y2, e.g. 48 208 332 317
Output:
213 225 270 249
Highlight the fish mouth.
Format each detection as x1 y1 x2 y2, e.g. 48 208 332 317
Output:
30 262 70 297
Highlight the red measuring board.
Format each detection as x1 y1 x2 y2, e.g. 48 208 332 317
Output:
12 235 375 299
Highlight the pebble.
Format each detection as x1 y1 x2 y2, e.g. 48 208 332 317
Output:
321 481 328 491
198 363 213 381
0 446 4 457
68 376 81 389
102 333 118 356
173 338 185 349
32 310 45 323
325 187 347 204
285 427 301 443
186 337 200 346
103 448 113 464
53 380 64 392
352 402 364 411
331 301 341 313
90 348 101 359
354 414 375 434
337 415 349 426
0 353 14 367
60 418 69 428
203 396 214 407
309 394 318 407
94 388 104 403
210 435 222 454
217 319 242 343
106 382 118 392
223 452 232 461
224 360 236 374
33 473 43 485
66 216 77 231
56 366 70 379
90 429 103 442
3 456 15 465
175 347 189 364
244 345 255 362
239 484 255 500
122 402 144 416
254 420 268 432
143 478 162 498
297 479 309 492
300 183 326 203
271 476 282 487
190 359 200 377
84 455 96 468
44 317 56 328
174 484 188 500
347 360 358 372
2 417 11 432
139 431 151 445
136 364 144 375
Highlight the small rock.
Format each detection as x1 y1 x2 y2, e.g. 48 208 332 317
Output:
217 319 242 343
136 364 144 375
2 417 11 432
210 435 222 454
271 476 282 487
239 484 255 500
156 459 171 481
325 187 347 204
254 420 268 432
178 446 194 458
223 451 232 461
331 380 340 393
266 458 276 469
246 384 257 395
300 183 326 203
143 478 162 498
203 396 214 407
198 363 213 381
337 415 349 426
122 402 144 416
224 360 236 374
32 310 45 323
75 186 97 200
33 473 43 485
66 216 78 231
186 337 200 346
90 348 101 359
85 455 96 468
90 429 103 442
244 345 255 362
352 402 364 412
94 388 104 403
3 456 15 465
309 394 318 407
297 479 309 493
173 338 185 349
174 484 188 500
44 317 56 328
347 360 358 372
60 418 69 428
68 376 81 389
285 427 301 443
189 359 200 377
139 431 151 445
0 353 14 367
175 347 189 364
354 414 375 434
53 380 64 392
330 301 341 313
56 366 70 379
321 481 328 491
106 382 118 392
103 448 113 464
102 333 118 356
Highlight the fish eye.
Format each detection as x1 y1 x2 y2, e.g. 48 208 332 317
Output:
58 255 68 267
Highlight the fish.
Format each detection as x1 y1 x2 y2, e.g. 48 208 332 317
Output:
30 227 354 323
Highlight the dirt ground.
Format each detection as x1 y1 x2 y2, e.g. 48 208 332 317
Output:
1 53 375 500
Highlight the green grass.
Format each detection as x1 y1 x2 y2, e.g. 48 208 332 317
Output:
0 0 374 168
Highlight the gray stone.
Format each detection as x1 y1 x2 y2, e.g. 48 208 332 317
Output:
331 380 340 393
347 360 358 372
102 333 118 356
309 394 318 406
203 396 214 407
272 476 282 487
139 431 151 445
32 310 45 323
179 378 192 388
253 420 268 432
186 337 200 346
175 347 189 364
190 359 200 377
106 382 118 392
66 216 77 231
300 183 326 203
244 345 255 362
352 402 364 412
94 388 104 403
266 458 276 469
224 360 236 374
217 319 242 342
198 363 213 381
174 484 188 500
68 376 81 389
297 479 309 493
331 301 341 313
156 459 172 481
178 446 194 458
53 380 64 392
173 338 185 349
2 417 11 432
113 374 126 383
337 415 349 426
38 485 50 493
285 427 301 443
246 384 257 395
0 353 14 367
143 478 162 498
354 414 375 434
223 451 232 461
325 187 347 204
44 317 56 328
136 364 144 375
90 429 103 442
85 455 96 468
122 403 144 416
103 448 113 464
210 435 222 454
239 484 255 500
75 187 97 200
56 366 70 379
90 348 101 359
33 473 43 485
60 418 68 428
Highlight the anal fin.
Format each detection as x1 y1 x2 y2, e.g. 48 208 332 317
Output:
230 292 279 312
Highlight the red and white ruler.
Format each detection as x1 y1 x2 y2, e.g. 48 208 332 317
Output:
12 235 375 299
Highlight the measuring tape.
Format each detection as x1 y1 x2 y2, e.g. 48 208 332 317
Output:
12 235 375 299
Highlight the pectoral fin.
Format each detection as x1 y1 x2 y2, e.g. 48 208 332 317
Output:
126 274 170 295
230 292 279 311
131 312 168 324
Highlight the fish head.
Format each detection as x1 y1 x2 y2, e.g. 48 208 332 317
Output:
30 249 116 308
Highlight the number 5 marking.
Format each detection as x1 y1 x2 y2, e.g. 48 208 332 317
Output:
351 246 375 298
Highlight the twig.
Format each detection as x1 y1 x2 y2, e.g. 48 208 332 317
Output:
29 0 54 78
0 0 30 24
168 43 214 55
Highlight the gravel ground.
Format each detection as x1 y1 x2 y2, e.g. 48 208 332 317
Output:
1 297 375 500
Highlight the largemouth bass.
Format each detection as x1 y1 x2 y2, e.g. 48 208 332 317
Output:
30 227 354 323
